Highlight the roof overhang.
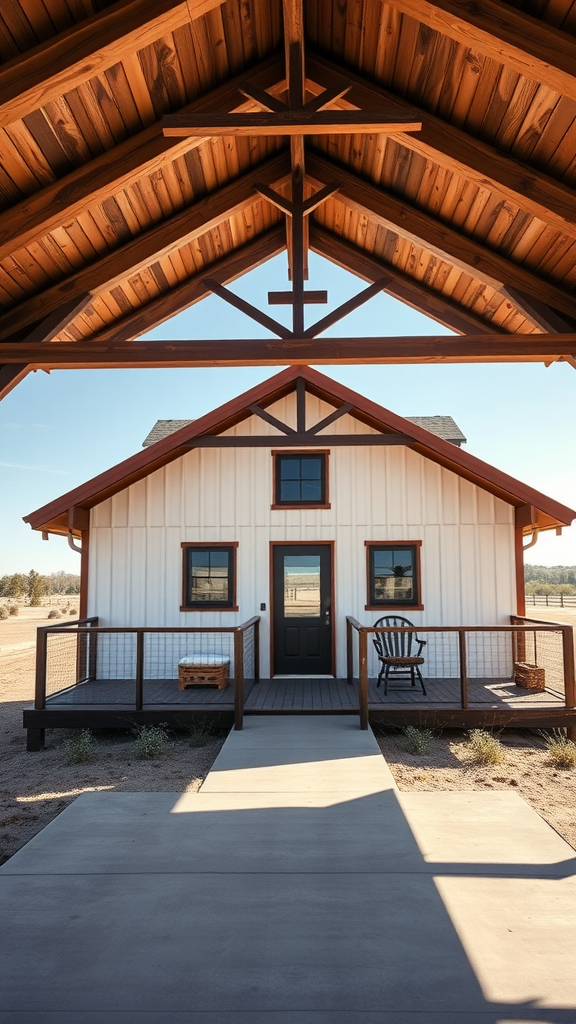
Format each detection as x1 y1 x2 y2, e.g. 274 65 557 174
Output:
24 366 575 537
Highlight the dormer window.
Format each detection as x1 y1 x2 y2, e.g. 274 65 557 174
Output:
272 452 329 509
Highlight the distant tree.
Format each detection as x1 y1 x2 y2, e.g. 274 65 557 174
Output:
27 570 48 606
0 573 28 599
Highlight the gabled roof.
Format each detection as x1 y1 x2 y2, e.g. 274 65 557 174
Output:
2 0 576 399
24 367 574 537
143 414 466 447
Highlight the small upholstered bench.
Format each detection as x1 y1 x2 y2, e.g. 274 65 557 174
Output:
178 655 230 691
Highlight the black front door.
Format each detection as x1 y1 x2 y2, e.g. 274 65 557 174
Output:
272 544 333 675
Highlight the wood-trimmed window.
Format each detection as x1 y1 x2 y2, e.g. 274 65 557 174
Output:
181 543 238 611
365 541 423 611
272 451 330 509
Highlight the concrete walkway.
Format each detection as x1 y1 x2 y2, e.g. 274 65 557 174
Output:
2 715 576 1022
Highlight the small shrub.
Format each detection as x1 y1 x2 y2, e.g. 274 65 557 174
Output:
134 723 169 759
403 725 433 755
543 731 576 769
62 730 95 765
187 720 213 748
8 604 19 615
47 609 61 619
468 729 505 765
0 605 8 620
68 608 78 616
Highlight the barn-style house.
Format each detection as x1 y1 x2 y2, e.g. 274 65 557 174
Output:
23 366 575 747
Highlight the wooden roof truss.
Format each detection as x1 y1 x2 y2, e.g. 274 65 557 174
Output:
1 0 576 398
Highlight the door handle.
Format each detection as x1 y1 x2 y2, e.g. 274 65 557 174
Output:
324 609 330 626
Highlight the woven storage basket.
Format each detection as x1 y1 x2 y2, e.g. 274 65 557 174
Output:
513 662 545 691
178 657 230 690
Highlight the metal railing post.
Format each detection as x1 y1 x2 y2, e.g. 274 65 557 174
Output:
88 623 98 681
35 627 48 710
254 619 260 682
347 616 353 683
562 625 575 710
135 630 144 711
458 629 468 709
234 629 244 730
359 628 368 730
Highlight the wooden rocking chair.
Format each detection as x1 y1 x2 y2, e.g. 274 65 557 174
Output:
372 616 427 695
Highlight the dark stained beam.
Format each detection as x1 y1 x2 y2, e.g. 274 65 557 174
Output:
0 364 30 400
0 0 224 130
203 280 293 339
307 53 576 238
161 110 423 136
306 152 576 320
303 277 392 338
0 53 285 264
237 83 287 113
186 433 417 447
390 0 576 102
309 225 508 337
0 152 291 340
501 289 576 334
1 335 574 368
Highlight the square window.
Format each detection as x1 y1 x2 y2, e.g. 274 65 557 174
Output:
182 544 237 609
274 454 328 507
366 543 422 609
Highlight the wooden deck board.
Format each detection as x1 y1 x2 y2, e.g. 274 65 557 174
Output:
44 676 565 711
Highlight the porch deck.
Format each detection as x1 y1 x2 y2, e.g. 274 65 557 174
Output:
43 675 565 711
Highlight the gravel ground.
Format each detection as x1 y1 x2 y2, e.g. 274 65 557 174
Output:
1 603 575 860
377 728 576 850
0 604 225 862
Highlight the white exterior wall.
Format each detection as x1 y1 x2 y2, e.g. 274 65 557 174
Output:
88 393 516 678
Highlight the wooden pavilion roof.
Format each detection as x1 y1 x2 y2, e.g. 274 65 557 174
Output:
1 0 576 398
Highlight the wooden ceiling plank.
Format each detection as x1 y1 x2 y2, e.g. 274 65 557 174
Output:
309 223 508 336
38 225 286 346
0 152 291 340
0 52 285 264
306 152 576 320
391 0 576 102
307 53 576 238
2 334 575 368
0 0 227 130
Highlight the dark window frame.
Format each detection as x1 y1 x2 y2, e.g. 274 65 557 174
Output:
181 542 239 611
271 450 330 510
365 541 423 611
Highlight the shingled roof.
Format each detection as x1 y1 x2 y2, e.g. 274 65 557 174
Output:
142 415 466 447
2 0 576 398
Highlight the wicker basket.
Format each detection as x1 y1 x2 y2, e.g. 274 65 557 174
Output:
178 657 230 691
513 662 545 691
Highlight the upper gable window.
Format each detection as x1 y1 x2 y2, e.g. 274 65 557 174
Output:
272 453 329 508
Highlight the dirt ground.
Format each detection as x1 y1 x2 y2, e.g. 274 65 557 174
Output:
0 602 225 862
1 603 575 860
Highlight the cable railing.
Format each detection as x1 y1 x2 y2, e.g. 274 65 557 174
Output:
346 616 576 730
35 616 260 730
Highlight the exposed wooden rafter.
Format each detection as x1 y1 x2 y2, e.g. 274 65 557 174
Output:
161 109 423 136
0 0 225 130
306 53 576 240
309 226 508 337
306 153 576 321
390 0 576 102
0 153 291 340
0 54 286 264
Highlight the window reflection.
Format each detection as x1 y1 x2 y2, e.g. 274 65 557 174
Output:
284 554 321 617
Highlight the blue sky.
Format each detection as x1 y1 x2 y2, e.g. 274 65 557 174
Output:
1 251 574 575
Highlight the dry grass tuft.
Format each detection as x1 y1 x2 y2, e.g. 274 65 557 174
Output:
543 731 576 769
467 729 505 765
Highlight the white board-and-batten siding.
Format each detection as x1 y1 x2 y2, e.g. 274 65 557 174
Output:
88 394 515 678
